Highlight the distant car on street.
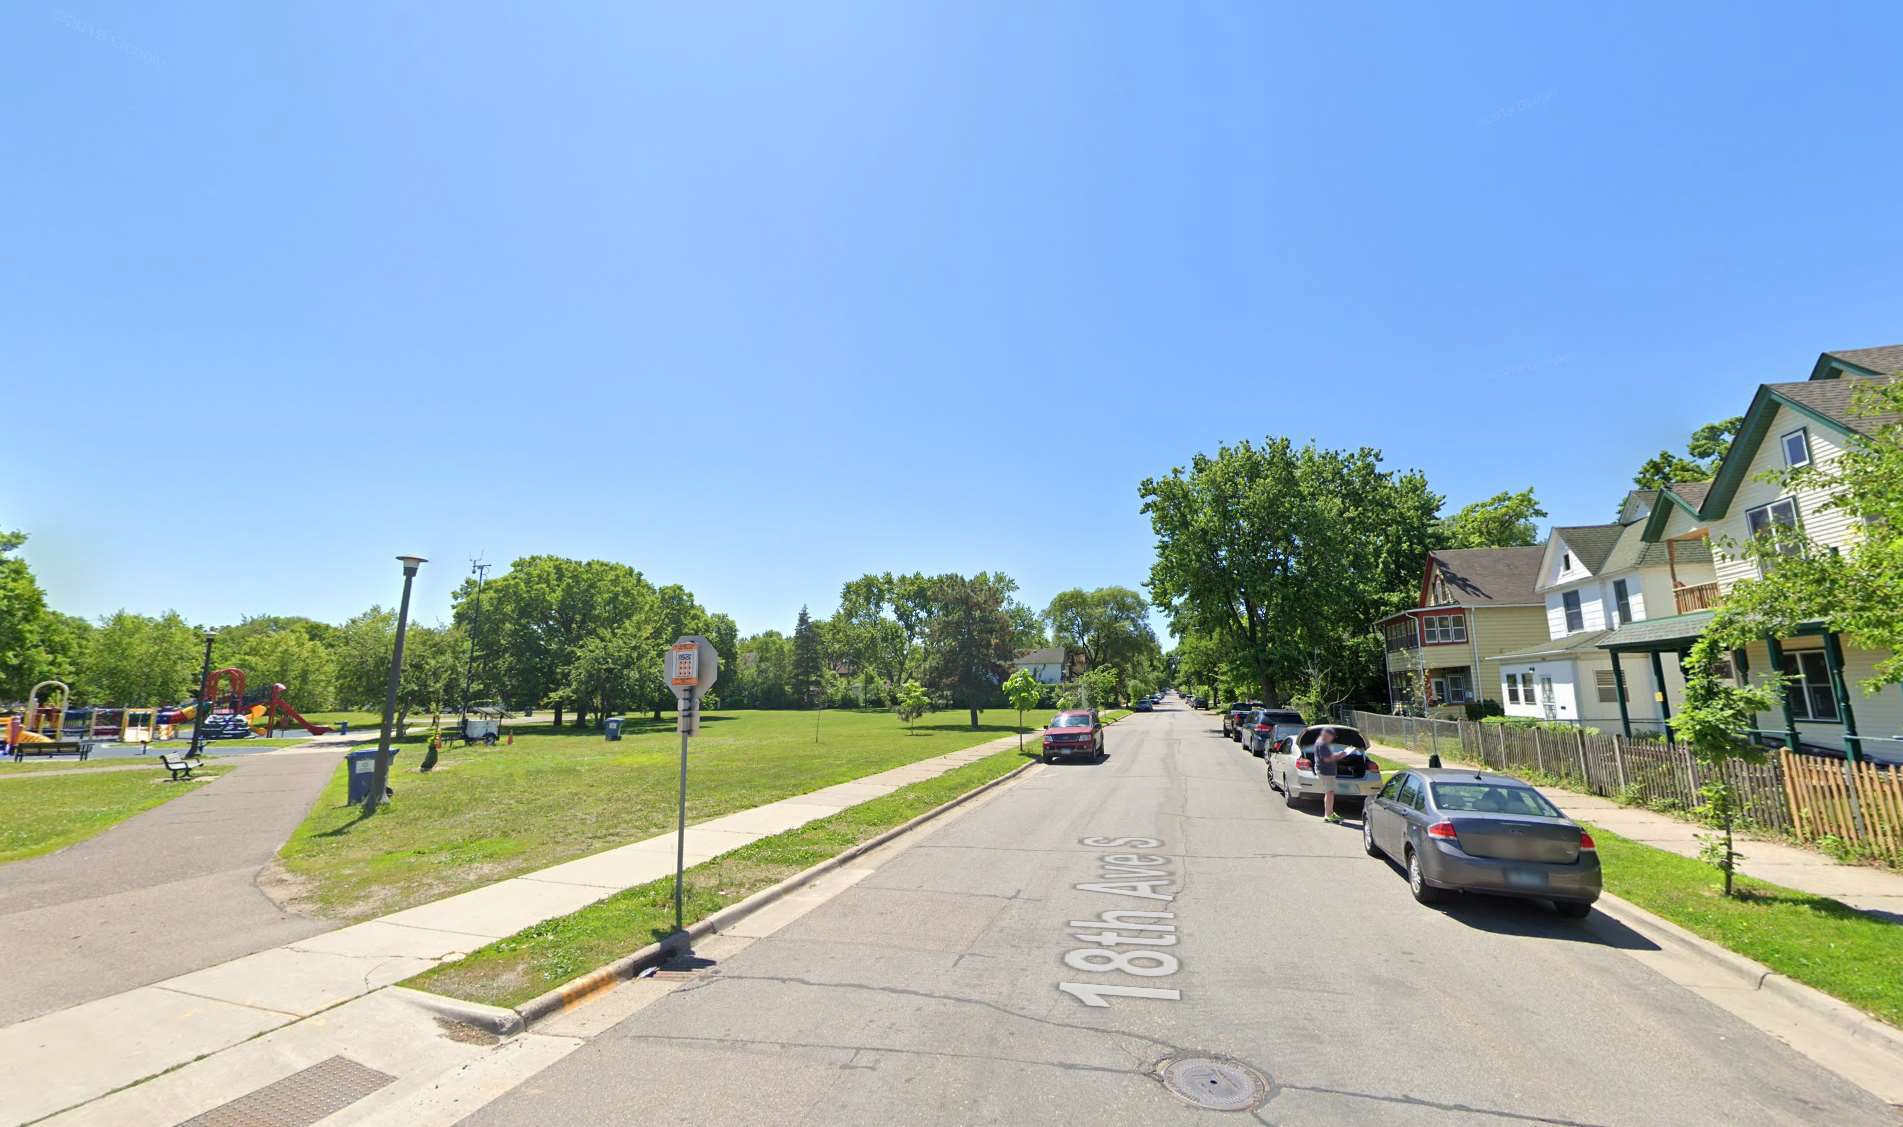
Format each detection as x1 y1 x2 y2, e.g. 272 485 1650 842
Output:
1244 709 1307 757
1191 696 1208 709
1134 698 1154 712
1221 702 1262 740
1040 710 1105 763
1363 768 1600 918
1266 724 1381 807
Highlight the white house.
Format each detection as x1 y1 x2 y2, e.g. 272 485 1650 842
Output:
1009 647 1070 685
1601 344 1903 763
1483 492 1717 733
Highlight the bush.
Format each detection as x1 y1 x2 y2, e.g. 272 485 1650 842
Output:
1464 698 1505 721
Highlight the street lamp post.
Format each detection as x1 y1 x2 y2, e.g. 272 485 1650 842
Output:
364 555 426 813
189 630 217 757
459 559 490 728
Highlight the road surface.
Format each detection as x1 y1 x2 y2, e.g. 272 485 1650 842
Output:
466 703 1892 1125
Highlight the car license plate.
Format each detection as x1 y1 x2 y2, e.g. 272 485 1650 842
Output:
1505 868 1548 889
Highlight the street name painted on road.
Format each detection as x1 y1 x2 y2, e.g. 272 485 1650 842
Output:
1057 836 1183 1008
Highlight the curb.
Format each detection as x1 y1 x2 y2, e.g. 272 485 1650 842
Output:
407 754 1042 1032
1589 891 1903 1054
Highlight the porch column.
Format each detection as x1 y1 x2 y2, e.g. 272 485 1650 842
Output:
1609 650 1633 738
1763 635 1801 751
1821 632 1864 764
1649 649 1674 741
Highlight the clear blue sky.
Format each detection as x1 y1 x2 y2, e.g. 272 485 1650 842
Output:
9 2 1902 640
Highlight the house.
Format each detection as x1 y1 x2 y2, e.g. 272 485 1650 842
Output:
1377 546 1548 715
1009 647 1077 685
1482 489 1717 732
1599 344 1903 762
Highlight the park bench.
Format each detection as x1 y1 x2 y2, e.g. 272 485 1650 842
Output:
158 753 203 781
10 740 90 763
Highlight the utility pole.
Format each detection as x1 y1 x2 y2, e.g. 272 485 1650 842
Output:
366 555 426 813
190 630 217 757
460 557 490 728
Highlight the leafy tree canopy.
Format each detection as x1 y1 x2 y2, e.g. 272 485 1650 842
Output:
1438 488 1546 549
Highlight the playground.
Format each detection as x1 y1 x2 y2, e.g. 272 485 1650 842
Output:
5 668 338 762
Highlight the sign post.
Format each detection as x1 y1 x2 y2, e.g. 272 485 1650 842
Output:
666 636 720 934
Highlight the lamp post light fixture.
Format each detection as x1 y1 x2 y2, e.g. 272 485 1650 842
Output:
189 630 218 757
364 555 427 812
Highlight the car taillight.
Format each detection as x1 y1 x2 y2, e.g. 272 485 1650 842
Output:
1254 724 1269 732
1426 821 1458 839
1295 756 1311 770
1579 831 1596 852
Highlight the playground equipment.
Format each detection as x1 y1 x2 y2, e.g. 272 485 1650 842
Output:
246 683 333 737
21 681 68 740
122 707 177 743
198 668 255 740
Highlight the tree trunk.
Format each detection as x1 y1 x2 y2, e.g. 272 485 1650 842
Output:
969 704 979 729
553 703 564 727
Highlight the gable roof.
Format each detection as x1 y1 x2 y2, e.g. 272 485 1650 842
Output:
1427 546 1545 607
1812 344 1903 380
1766 379 1903 438
1549 524 1624 574
1013 647 1065 666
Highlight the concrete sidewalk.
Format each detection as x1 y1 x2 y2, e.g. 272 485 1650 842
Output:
1374 743 1903 921
3 732 1022 1126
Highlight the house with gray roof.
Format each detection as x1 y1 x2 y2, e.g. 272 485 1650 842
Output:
1484 494 1716 732
1375 546 1548 715
1602 343 1903 762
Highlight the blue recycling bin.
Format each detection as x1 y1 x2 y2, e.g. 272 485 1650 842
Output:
605 717 624 741
339 721 349 735
346 749 397 804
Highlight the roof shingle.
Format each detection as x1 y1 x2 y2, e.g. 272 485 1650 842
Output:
1770 377 1903 436
1429 546 1546 607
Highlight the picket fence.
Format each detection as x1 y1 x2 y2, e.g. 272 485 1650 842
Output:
1348 711 1902 857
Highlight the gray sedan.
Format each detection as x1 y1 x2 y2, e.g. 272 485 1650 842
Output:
1363 768 1601 918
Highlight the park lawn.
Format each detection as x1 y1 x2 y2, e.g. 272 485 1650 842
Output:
0 757 187 774
0 770 222 862
277 708 1031 922
1589 824 1903 1028
407 744 1031 1008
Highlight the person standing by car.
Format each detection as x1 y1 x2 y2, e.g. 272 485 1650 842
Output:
1313 727 1348 824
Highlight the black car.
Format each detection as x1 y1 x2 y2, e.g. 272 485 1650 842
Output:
1222 702 1263 740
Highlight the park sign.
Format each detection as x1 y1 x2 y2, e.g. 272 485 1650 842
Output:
667 635 720 735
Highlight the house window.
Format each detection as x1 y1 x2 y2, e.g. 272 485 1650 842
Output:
1561 552 1572 573
1562 590 1584 634
1595 668 1625 704
1782 428 1811 468
1778 651 1839 722
1505 674 1522 704
1421 614 1467 644
1612 579 1632 626
1745 498 1801 558
1436 672 1470 703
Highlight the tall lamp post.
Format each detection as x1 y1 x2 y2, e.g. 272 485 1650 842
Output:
459 559 490 728
364 555 426 813
189 630 217 757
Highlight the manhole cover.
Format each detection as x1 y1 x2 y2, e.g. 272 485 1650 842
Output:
1158 1056 1269 1112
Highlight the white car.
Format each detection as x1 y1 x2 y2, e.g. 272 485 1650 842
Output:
1266 724 1383 809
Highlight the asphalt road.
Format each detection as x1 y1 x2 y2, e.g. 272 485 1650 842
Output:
466 704 1893 1125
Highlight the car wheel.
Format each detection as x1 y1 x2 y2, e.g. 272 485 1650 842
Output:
1266 763 1277 789
1283 785 1299 808
1040 751 1052 764
1554 900 1593 920
1407 850 1441 904
1363 817 1381 858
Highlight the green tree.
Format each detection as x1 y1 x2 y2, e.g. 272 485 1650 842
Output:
1002 667 1042 753
76 611 203 705
1043 587 1159 697
1142 438 1442 707
1077 666 1120 710
0 530 82 700
224 627 339 710
893 680 931 735
1676 633 1781 896
791 605 824 708
1438 488 1547 549
1632 416 1745 492
924 573 1016 728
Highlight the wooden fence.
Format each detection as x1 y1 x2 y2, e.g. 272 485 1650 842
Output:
1348 712 1902 853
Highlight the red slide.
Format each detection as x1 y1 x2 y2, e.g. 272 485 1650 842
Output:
264 684 333 736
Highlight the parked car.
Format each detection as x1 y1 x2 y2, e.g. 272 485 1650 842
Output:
1244 709 1307 757
1266 724 1381 807
1363 768 1600 918
1134 698 1154 712
1222 702 1262 740
1191 696 1207 709
1040 710 1105 763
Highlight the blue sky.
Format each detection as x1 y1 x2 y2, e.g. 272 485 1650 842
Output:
9 2 1902 640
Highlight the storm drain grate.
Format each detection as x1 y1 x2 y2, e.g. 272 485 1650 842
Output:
1158 1056 1270 1112
177 1055 396 1127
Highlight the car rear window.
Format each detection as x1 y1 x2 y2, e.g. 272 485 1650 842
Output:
1431 783 1561 818
1264 711 1303 725
1050 714 1092 728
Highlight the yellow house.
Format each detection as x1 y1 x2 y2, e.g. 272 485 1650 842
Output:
1599 344 1903 763
1377 546 1548 715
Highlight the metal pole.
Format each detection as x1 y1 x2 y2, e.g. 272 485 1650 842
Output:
190 632 216 757
460 560 489 728
674 687 691 933
366 557 425 812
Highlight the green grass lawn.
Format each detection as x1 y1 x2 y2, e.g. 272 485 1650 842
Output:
0 757 183 774
0 770 223 863
1588 824 1903 1027
407 744 1031 1008
277 707 1032 922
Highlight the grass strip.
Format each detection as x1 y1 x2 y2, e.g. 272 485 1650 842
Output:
1587 823 1903 1027
406 745 1032 1009
0 770 222 863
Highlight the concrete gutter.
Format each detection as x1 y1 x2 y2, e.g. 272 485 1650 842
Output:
406 757 1040 1034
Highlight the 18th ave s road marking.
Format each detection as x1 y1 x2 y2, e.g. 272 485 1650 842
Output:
1057 836 1183 1007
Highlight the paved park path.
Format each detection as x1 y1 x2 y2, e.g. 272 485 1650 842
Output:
1373 742 1903 921
0 743 349 1026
